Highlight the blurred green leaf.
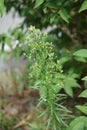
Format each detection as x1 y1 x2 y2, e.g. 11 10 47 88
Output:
79 0 87 13
67 116 87 130
79 89 87 98
64 77 80 97
74 56 87 62
73 49 87 58
50 14 56 23
45 2 57 9
5 36 11 47
64 85 73 97
59 8 69 23
82 76 87 81
40 85 47 101
0 0 4 16
76 105 87 115
59 56 71 64
34 0 44 8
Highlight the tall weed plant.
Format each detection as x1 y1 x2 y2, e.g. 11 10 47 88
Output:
25 26 72 130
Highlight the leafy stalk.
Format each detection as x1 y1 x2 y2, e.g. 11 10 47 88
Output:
25 26 70 129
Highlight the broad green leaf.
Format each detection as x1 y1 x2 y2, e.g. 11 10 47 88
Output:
74 56 87 62
59 56 71 64
79 89 87 98
64 78 79 97
76 105 87 115
79 0 87 13
0 0 4 16
82 76 87 81
69 122 84 130
73 49 87 58
67 116 87 130
45 2 57 9
65 78 80 88
34 0 44 8
64 85 73 97
58 9 69 23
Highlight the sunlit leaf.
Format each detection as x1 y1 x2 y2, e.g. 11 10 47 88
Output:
73 49 87 58
64 85 73 97
76 105 87 115
82 76 87 81
79 90 87 98
67 116 87 130
64 77 79 97
45 2 57 9
59 8 69 23
34 0 44 8
79 0 87 13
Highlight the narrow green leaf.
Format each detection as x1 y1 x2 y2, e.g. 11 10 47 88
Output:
79 0 87 13
0 0 4 16
73 49 87 58
58 9 69 23
79 89 87 98
76 105 87 115
39 85 47 101
34 0 44 8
